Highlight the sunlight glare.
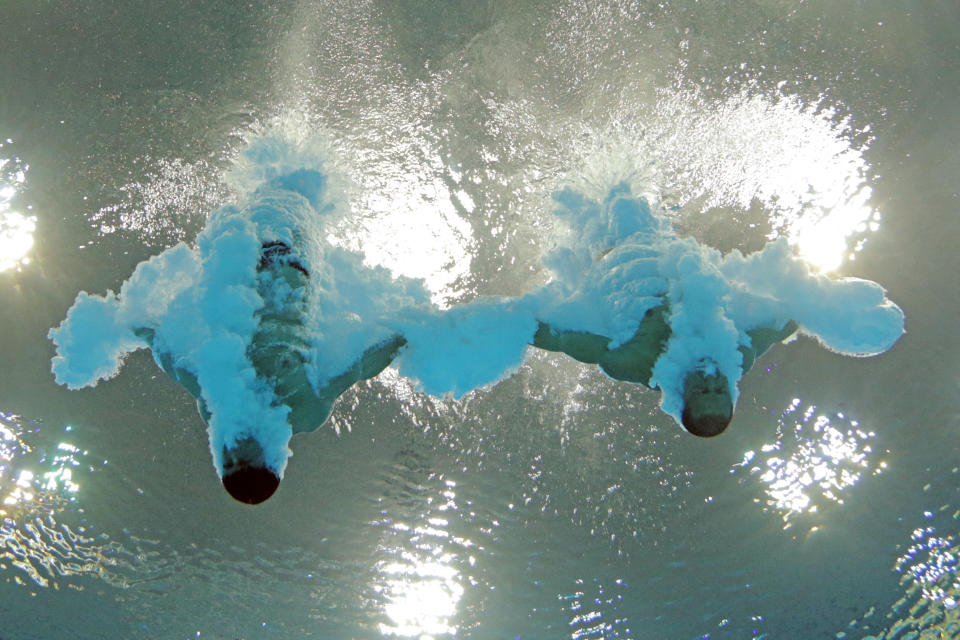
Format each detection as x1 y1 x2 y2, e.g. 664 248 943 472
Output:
380 556 464 639
733 400 881 527
339 160 474 306
0 149 34 272
374 478 467 639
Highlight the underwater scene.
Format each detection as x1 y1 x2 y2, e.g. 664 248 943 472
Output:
1 1 958 638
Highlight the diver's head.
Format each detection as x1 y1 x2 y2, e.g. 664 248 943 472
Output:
220 437 280 504
680 369 733 438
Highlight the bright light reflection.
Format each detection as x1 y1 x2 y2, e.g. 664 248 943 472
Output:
651 88 880 272
896 525 960 604
380 556 465 638
732 399 883 528
341 166 474 306
2 438 84 509
789 185 877 272
852 513 960 639
375 478 467 639
0 412 109 591
0 145 35 272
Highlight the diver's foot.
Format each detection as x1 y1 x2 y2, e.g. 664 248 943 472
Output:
222 465 280 504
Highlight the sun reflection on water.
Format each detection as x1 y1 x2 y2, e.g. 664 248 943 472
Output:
379 551 465 639
0 140 36 272
340 159 475 307
847 497 960 639
0 411 110 591
373 475 471 639
896 524 960 607
732 399 884 529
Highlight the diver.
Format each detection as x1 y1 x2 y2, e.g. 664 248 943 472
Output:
135 237 406 505
523 181 902 439
48 139 904 507
48 159 415 506
531 307 798 437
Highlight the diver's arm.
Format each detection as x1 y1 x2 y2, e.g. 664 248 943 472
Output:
597 305 669 384
531 322 610 363
530 305 669 387
320 335 407 397
285 334 407 434
739 320 799 373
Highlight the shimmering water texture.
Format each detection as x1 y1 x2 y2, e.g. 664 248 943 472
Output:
0 412 392 637
843 491 960 639
0 411 104 591
732 399 885 530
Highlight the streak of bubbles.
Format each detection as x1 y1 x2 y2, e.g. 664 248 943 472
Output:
731 398 885 532
89 157 227 247
77 0 884 308
402 1 885 277
76 87 263 249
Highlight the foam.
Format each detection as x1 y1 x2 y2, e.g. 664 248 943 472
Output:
527 181 904 423
49 134 905 478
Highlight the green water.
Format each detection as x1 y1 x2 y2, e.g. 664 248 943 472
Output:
1 1 958 638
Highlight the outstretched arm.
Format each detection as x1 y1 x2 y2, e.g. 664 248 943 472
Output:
296 334 407 433
531 305 797 383
531 322 610 364
531 305 669 387
739 320 799 374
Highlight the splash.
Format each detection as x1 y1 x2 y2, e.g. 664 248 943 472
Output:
648 85 880 271
48 132 904 491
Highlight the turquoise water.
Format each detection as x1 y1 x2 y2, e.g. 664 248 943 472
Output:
2 1 958 638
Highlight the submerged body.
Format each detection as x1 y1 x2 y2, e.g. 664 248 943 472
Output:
47 140 433 504
48 135 905 505
532 305 799 436
137 239 405 503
